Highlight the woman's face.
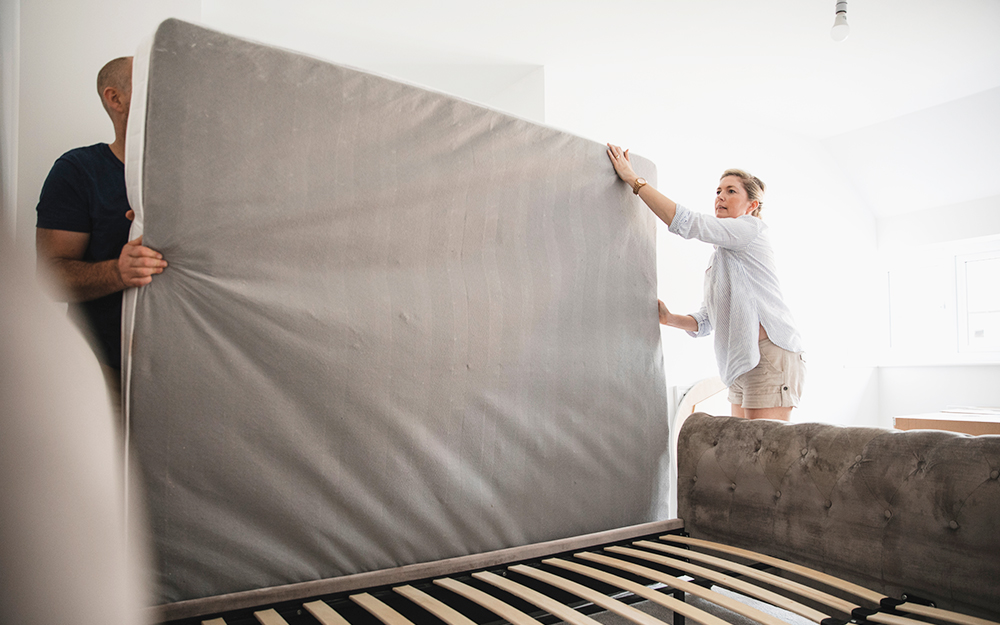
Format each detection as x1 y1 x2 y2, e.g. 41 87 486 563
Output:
715 175 757 219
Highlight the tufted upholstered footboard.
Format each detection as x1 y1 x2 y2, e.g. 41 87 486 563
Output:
677 414 1000 619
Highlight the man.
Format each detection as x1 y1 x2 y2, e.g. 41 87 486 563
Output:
35 56 167 409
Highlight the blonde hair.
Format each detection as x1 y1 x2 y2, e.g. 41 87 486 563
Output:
721 168 766 218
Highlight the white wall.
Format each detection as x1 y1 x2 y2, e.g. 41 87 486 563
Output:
824 88 1000 219
1 0 19 237
878 196 1000 252
856 92 1000 424
199 4 545 124
880 365 1000 419
873 213 1000 423
9 0 201 249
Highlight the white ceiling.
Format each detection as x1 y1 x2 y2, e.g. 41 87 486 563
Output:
202 0 1000 217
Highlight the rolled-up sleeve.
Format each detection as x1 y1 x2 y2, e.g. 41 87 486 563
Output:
669 204 762 250
689 304 711 338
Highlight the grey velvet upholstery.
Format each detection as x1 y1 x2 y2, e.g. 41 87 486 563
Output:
124 19 667 604
677 414 1000 618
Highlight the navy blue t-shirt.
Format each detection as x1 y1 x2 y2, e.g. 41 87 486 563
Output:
36 143 132 368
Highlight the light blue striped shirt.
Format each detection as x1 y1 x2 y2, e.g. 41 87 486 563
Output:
669 204 803 386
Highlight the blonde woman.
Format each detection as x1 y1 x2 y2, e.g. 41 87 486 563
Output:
607 143 804 421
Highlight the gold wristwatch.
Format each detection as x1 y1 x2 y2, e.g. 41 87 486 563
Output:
632 178 647 195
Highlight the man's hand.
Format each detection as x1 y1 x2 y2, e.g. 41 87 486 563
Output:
118 235 167 288
36 227 168 302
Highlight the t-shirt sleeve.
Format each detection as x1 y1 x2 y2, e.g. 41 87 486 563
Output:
36 158 91 232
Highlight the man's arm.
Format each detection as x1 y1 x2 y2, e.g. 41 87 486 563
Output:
36 227 167 303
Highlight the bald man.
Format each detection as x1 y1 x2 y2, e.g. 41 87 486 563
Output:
35 57 167 409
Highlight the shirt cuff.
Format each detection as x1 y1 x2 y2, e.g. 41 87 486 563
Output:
688 308 711 338
669 204 691 235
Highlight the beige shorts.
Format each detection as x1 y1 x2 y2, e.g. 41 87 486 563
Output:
728 338 806 409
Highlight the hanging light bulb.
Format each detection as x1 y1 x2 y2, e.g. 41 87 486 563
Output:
831 1 850 41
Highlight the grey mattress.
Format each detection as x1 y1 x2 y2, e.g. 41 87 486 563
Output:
123 19 667 604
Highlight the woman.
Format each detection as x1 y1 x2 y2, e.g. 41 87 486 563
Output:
607 143 804 420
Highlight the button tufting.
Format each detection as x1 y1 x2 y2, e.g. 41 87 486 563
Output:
855 455 863 463
825 500 833 508
884 510 892 519
730 483 737 490
992 470 999 480
692 476 698 482
801 448 809 456
775 490 781 498
949 520 959 530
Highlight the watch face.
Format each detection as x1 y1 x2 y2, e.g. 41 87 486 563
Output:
637 178 646 185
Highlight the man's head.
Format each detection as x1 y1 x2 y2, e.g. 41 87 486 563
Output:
96 57 133 120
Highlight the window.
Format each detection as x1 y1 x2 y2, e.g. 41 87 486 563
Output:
958 250 1000 353
884 238 1000 365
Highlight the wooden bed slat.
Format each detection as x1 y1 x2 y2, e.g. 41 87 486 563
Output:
662 535 882 604
662 535 1000 625
253 608 289 625
606 545 829 624
393 584 478 625
303 600 352 625
178 529 998 625
544 557 742 625
473 570 605 625
623 544 931 625
635 541 859 615
350 592 414 625
897 602 1000 625
570 552 790 625
508 563 673 625
433 577 542 625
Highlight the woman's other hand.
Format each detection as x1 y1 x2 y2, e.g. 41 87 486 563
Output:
607 143 638 187
658 300 699 332
658 300 670 325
